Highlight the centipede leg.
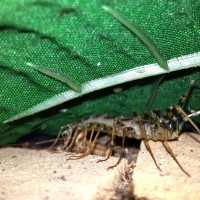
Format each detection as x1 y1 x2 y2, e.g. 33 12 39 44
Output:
177 79 200 132
97 119 116 163
107 130 126 170
162 141 190 177
138 116 161 171
143 140 161 171
49 125 68 149
176 105 200 133
64 128 80 153
96 142 114 163
62 131 74 150
66 127 96 160
81 130 101 156
178 79 200 108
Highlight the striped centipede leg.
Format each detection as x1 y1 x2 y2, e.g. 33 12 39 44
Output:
97 119 127 170
176 106 200 133
143 140 161 171
62 130 76 150
178 79 200 108
138 117 161 171
97 119 117 163
177 79 200 133
66 127 98 160
162 141 190 177
66 125 91 155
64 128 82 153
49 125 69 149
150 113 189 175
107 129 126 170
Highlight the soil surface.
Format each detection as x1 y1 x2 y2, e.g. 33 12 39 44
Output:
0 133 200 200
133 133 200 200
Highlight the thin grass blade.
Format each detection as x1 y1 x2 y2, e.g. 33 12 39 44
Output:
145 75 165 112
27 63 82 93
102 6 169 71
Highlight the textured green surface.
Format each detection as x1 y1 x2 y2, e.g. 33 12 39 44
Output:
0 0 200 145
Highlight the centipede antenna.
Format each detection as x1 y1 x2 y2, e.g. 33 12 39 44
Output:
143 140 161 171
162 141 190 177
176 106 200 134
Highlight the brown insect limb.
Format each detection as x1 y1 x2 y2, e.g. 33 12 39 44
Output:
176 105 200 134
65 127 88 153
154 116 189 176
138 117 161 171
66 126 97 160
82 126 88 149
63 129 79 153
96 142 114 163
91 130 101 149
49 126 67 149
107 128 126 170
143 140 161 171
81 130 102 158
65 126 88 153
178 79 200 125
178 79 199 108
62 131 75 150
162 141 191 177
35 138 62 146
97 119 116 163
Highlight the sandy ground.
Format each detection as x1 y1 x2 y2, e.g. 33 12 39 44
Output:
0 133 200 200
0 148 129 200
133 133 200 200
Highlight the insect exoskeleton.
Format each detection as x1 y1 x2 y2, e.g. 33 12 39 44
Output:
51 80 200 177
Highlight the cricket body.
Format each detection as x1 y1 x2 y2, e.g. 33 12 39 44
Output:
51 80 200 177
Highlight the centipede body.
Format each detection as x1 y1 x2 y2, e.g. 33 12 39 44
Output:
51 80 200 177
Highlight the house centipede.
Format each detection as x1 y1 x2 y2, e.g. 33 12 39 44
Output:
51 79 200 177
